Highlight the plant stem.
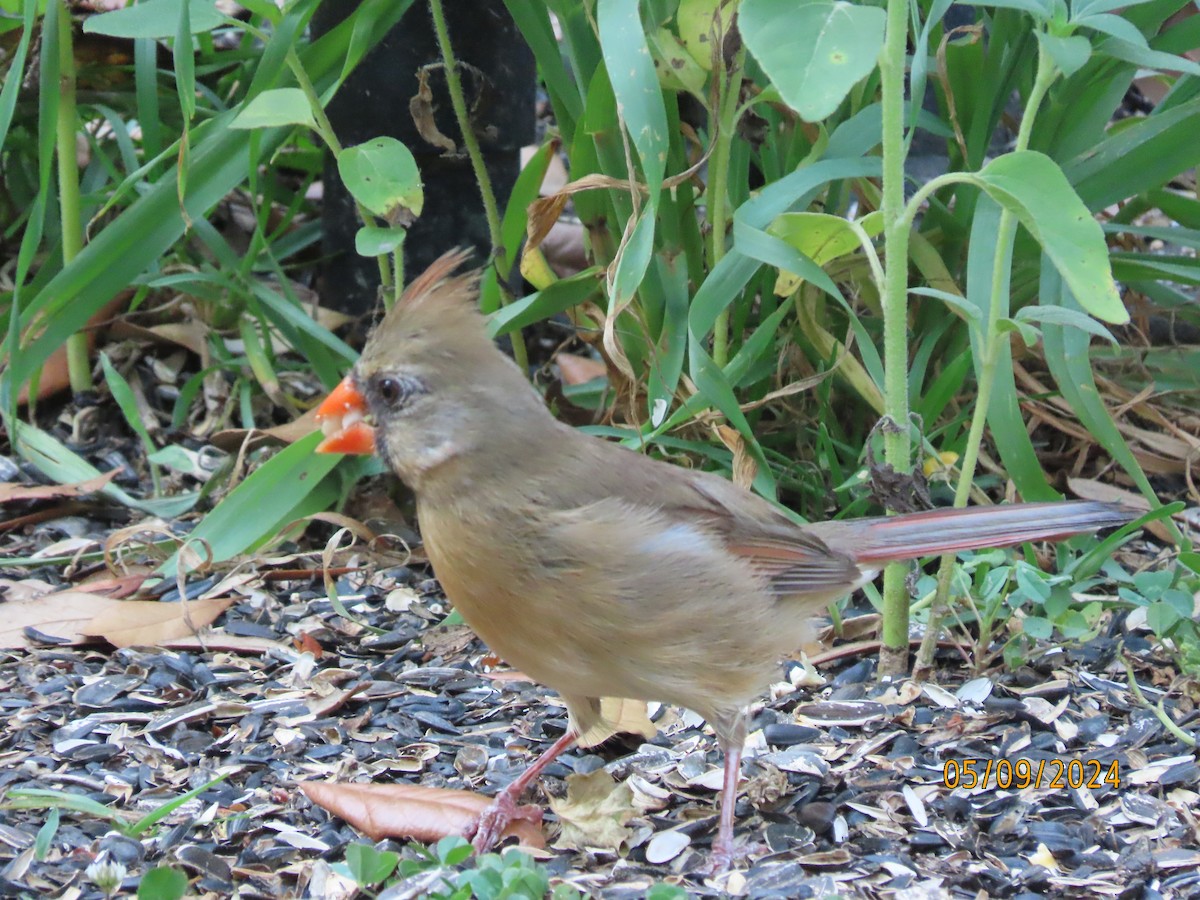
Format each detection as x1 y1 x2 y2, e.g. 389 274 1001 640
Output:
916 39 1059 674
54 0 91 393
427 0 529 373
877 0 913 676
285 49 395 302
708 47 744 369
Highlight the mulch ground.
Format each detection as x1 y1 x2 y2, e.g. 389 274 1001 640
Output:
3 502 1199 898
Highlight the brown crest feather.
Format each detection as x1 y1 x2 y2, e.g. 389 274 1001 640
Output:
396 248 479 313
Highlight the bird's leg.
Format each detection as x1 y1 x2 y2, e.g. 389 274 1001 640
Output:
710 741 743 873
469 729 578 852
708 709 749 874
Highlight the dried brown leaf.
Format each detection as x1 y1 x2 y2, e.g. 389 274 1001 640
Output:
0 591 119 648
549 768 644 851
299 782 545 848
555 353 607 387
0 470 119 504
81 596 234 648
209 407 321 453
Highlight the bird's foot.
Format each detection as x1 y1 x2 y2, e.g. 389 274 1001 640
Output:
468 791 543 853
704 836 765 875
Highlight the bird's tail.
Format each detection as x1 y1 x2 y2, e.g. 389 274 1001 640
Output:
807 501 1134 566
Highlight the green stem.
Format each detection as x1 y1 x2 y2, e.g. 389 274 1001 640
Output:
427 0 529 373
877 0 913 674
918 39 1060 670
54 0 91 393
708 48 745 370
285 49 395 303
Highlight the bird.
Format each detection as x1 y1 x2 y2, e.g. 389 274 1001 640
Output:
313 249 1133 871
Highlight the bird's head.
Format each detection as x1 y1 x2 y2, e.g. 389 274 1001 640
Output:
314 249 540 487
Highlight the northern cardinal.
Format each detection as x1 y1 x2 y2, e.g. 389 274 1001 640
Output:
314 250 1132 870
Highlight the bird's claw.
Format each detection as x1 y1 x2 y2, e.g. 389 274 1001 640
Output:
468 791 543 853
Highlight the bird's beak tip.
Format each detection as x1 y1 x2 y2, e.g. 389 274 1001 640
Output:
314 376 376 455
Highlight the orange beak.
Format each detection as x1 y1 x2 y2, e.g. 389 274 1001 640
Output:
314 376 377 455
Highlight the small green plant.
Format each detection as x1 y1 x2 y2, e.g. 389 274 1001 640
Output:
136 866 188 900
2 771 231 840
336 836 687 899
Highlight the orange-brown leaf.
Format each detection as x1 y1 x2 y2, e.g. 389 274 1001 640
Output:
299 782 545 848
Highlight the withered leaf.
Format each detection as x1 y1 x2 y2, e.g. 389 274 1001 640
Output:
299 782 545 848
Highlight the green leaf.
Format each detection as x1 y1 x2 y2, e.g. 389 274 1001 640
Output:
156 432 342 579
740 0 886 122
598 0 668 190
997 316 1041 347
354 224 407 256
959 0 1054 18
1036 32 1092 77
1066 97 1200 209
1039 264 1165 521
1093 36 1200 75
1014 304 1116 343
11 421 198 517
972 151 1126 323
1022 616 1053 640
137 867 188 900
33 809 59 862
1146 599 1181 634
83 0 224 38
230 88 317 130
345 844 399 886
909 288 982 326
487 269 603 338
337 137 423 220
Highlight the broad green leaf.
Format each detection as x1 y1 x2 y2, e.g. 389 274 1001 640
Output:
1093 36 1200 75
156 432 342 579
337 137 423 221
487 269 603 337
345 844 399 887
1071 0 1158 16
354 224 406 256
972 151 1126 323
1036 32 1092 77
1066 97 1200 209
83 0 224 38
1013 304 1116 343
231 88 316 130
740 0 886 122
767 210 883 293
1039 264 1164 517
676 0 725 70
959 0 1054 17
648 26 707 95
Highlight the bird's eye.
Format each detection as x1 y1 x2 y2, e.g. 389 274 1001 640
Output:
376 376 406 406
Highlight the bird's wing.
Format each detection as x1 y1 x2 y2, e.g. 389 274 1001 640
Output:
651 468 866 599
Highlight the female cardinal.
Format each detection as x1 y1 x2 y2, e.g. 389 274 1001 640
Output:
314 250 1131 870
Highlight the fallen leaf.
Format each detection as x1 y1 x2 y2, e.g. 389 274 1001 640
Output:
549 769 644 851
299 782 544 848
555 353 607 386
0 591 119 648
0 470 120 504
579 698 657 748
81 596 234 648
210 407 322 452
